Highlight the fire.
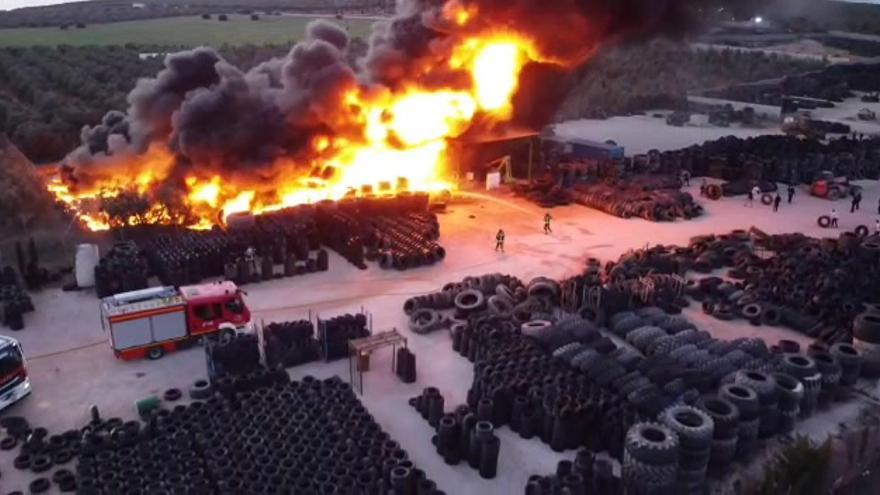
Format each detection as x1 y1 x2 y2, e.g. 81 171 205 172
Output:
50 20 552 231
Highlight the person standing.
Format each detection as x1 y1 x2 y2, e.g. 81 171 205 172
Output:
875 218 880 235
700 179 708 197
543 212 553 234
681 170 691 187
745 189 754 207
851 191 862 213
787 184 795 204
773 193 781 212
245 246 257 275
831 208 839 228
495 229 505 252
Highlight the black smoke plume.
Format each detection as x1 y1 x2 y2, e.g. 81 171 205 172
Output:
63 0 704 186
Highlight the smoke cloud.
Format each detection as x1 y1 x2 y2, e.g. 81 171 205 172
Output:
63 0 702 188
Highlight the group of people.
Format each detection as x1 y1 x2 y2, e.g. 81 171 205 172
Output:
494 213 553 252
740 184 796 212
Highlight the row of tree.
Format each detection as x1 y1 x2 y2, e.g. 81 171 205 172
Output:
555 42 824 122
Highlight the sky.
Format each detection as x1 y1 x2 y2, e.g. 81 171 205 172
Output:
2 0 90 11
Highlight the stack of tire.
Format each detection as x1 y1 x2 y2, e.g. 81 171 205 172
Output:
658 406 714 492
318 313 369 361
623 422 680 494
695 396 740 474
409 388 501 479
778 353 822 417
771 372 804 433
718 383 760 459
94 242 150 298
525 450 616 494
731 370 779 438
263 320 318 368
396 347 417 383
807 348 842 406
830 342 863 394
1 274 33 331
205 332 261 381
852 310 880 378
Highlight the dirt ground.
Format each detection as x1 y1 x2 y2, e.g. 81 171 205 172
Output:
2 177 880 494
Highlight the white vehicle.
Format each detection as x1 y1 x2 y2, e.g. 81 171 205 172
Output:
0 335 31 412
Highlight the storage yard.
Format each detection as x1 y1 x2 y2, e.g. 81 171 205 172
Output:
2 178 880 493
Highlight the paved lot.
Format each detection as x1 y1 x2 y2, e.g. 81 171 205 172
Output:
2 182 880 494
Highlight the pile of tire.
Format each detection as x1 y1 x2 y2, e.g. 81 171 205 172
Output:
567 176 703 222
1 268 34 331
205 332 261 381
409 388 501 479
3 417 88 493
404 273 525 334
622 422 680 494
368 213 445 270
852 310 880 377
318 313 369 361
654 134 880 184
263 320 318 368
694 395 740 474
525 450 620 494
94 242 150 298
68 375 444 494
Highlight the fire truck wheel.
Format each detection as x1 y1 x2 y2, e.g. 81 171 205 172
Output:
147 347 165 360
189 379 212 400
220 327 236 341
163 388 183 402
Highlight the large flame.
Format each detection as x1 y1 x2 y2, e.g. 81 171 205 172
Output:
52 23 545 230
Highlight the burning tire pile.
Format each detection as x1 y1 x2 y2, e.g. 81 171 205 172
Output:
401 241 877 491
1 374 443 495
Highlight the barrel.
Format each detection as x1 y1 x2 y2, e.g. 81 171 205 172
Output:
75 244 100 288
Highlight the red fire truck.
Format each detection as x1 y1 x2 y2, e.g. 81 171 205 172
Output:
100 281 251 360
0 335 30 412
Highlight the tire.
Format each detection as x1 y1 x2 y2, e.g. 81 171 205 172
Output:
705 184 722 200
854 312 880 343
771 372 804 410
486 295 513 316
695 396 739 439
733 371 777 405
780 354 818 378
409 308 441 335
718 384 759 420
147 346 165 360
189 379 212 400
741 303 761 322
520 320 552 337
761 193 773 205
830 343 861 368
163 388 182 402
817 215 831 228
623 450 678 485
1 436 17 450
29 478 51 494
454 289 485 315
855 225 870 237
624 422 680 465
658 405 714 450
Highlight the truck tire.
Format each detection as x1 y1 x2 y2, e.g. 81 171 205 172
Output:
624 422 679 465
817 215 831 228
147 346 165 360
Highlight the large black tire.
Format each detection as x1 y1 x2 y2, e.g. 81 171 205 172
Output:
409 308 441 335
624 422 680 465
817 215 831 228
854 312 880 343
733 371 777 405
855 225 870 237
454 289 485 316
780 353 818 378
658 405 714 450
189 379 212 400
705 184 722 200
719 384 759 420
761 193 773 205
695 396 740 439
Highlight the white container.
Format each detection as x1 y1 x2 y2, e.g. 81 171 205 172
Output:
486 171 501 190
75 243 100 288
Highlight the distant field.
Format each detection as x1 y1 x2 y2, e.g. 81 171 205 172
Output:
0 14 377 47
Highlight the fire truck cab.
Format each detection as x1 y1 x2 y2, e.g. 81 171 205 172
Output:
0 335 30 412
101 281 251 360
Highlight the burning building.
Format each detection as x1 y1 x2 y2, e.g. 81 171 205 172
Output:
50 0 697 231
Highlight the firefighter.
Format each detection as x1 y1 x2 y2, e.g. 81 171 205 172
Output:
830 208 839 228
543 212 553 234
745 189 754 207
680 170 691 187
787 184 795 204
495 229 505 252
773 193 781 212
875 218 880 235
699 179 708 197
244 246 257 275
851 192 861 213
